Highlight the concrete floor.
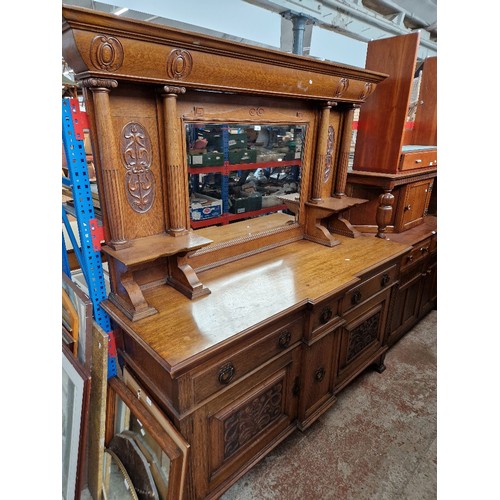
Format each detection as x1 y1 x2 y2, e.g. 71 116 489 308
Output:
80 310 436 499
222 310 437 500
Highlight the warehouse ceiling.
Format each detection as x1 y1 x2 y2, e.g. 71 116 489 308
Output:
62 0 436 60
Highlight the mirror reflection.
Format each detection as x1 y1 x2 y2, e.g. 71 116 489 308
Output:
186 123 306 229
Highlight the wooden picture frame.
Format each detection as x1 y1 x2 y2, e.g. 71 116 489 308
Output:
62 273 93 370
106 374 190 500
62 346 91 500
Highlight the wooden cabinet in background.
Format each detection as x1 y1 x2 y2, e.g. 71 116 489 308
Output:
347 32 437 237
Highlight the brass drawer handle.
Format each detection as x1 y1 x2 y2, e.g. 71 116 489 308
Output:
278 330 291 349
319 307 333 324
351 290 362 305
314 367 325 382
218 362 235 385
381 273 390 287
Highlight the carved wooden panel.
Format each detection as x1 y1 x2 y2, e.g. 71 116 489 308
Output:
323 125 335 183
121 122 156 213
347 310 381 361
222 381 283 459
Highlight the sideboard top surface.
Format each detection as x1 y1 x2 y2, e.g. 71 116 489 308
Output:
103 236 409 374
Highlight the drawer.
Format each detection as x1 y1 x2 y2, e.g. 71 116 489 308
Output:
192 315 304 405
399 148 437 171
430 233 437 254
342 264 397 314
308 294 342 338
400 237 432 272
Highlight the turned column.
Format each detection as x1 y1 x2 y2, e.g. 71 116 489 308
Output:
83 78 128 249
310 102 335 203
334 104 358 198
162 85 188 236
376 190 394 238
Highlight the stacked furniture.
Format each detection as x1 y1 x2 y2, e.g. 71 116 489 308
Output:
62 7 434 499
345 31 438 348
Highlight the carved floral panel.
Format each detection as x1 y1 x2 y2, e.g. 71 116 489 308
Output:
223 381 283 459
121 122 155 213
347 311 381 362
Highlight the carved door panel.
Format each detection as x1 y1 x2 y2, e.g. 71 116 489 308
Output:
298 329 340 430
190 348 300 498
386 269 423 347
395 179 434 232
335 289 390 392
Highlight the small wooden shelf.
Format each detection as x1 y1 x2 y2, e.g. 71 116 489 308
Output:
101 232 212 267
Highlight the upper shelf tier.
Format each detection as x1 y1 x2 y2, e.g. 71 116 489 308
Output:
62 5 387 103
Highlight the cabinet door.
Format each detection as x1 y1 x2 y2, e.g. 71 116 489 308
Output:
419 253 437 317
395 179 433 232
298 329 340 430
386 269 423 347
190 348 301 498
335 290 390 393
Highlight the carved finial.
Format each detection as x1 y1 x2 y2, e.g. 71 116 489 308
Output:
163 85 186 95
81 78 118 89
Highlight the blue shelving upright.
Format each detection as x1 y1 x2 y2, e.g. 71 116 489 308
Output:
62 97 118 378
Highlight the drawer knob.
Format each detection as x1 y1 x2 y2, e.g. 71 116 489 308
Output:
415 159 422 164
404 204 411 211
278 330 291 349
319 307 333 324
381 273 390 287
351 290 362 305
407 254 414 263
420 247 429 254
314 367 325 382
218 362 235 385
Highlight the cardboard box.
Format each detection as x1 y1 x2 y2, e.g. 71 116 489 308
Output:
190 194 223 221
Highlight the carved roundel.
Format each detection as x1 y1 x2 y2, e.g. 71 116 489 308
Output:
166 49 193 80
90 35 124 72
121 122 156 213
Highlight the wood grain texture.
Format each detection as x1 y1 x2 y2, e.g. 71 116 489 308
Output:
62 6 386 102
102 236 409 374
353 32 420 174
410 57 437 146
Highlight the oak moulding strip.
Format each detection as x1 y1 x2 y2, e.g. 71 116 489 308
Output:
62 6 387 83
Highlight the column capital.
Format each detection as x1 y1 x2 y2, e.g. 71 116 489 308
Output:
81 78 118 89
162 85 186 96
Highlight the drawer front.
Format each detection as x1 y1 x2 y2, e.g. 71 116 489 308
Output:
430 233 437 254
342 264 397 314
192 315 303 405
400 237 432 272
308 295 342 338
399 149 437 171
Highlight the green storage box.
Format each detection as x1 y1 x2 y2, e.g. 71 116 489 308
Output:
229 193 262 214
189 152 224 167
228 149 257 165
